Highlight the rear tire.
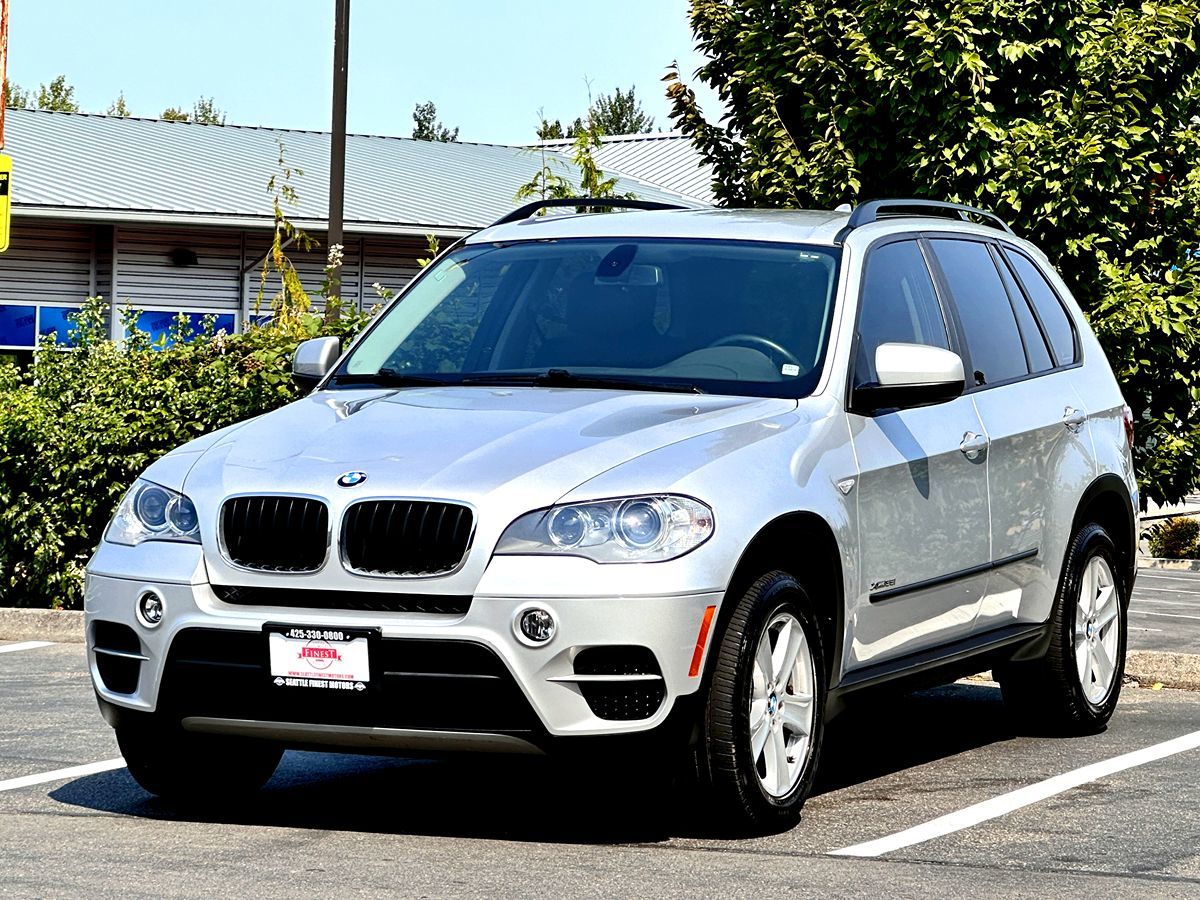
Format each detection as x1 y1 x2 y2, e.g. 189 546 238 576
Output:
997 523 1127 735
117 721 283 804
698 570 826 833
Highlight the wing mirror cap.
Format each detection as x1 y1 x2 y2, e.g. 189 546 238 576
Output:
292 336 341 390
851 342 965 414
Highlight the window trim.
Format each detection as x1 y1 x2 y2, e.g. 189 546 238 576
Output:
997 244 1082 370
843 233 962 415
919 232 1083 396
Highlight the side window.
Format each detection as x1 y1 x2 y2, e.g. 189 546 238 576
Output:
994 249 1053 373
1005 250 1078 366
854 240 948 387
929 239 1027 386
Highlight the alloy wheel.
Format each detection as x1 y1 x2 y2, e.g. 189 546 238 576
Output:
1074 555 1121 705
749 611 816 798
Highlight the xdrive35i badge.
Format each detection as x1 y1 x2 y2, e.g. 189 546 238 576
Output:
337 471 367 488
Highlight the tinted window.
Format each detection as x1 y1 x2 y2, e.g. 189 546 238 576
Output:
930 239 1027 386
1006 250 1077 366
995 253 1053 372
854 241 947 387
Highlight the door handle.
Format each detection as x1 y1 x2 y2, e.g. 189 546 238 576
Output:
1063 407 1087 432
960 431 989 460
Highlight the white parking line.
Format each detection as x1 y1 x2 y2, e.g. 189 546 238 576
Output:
0 641 54 654
0 759 126 794
1133 585 1200 596
829 729 1200 858
1131 610 1200 621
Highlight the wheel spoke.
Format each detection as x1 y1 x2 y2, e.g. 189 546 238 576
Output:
762 722 782 793
1094 586 1119 629
750 710 770 760
1092 636 1115 689
779 695 812 736
770 726 788 792
1075 636 1090 682
755 631 774 687
770 620 794 683
778 625 805 685
1082 560 1098 616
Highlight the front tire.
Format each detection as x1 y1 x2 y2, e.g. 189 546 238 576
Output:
117 721 283 804
997 523 1127 734
699 570 826 832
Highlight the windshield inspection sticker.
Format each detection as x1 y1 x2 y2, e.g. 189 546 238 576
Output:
781 364 801 377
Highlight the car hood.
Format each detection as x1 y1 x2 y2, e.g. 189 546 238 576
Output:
182 386 796 507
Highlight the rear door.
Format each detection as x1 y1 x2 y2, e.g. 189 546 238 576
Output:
846 238 992 670
926 237 1093 631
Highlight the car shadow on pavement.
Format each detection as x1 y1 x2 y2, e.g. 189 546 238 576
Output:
49 682 1016 843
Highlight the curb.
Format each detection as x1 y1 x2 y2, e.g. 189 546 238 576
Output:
1126 651 1200 692
1139 557 1200 572
0 608 85 643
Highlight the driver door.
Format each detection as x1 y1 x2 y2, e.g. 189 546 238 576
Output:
845 238 991 671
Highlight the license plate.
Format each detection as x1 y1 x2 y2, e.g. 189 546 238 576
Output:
266 625 373 692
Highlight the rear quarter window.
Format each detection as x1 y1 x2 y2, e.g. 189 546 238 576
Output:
1005 250 1078 366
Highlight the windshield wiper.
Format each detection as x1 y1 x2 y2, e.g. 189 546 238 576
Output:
330 369 453 388
460 369 705 394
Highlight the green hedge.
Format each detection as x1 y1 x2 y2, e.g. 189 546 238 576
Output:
0 298 372 609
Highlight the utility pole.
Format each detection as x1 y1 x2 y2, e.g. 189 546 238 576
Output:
324 0 349 323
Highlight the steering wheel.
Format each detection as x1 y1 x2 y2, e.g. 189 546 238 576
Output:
707 333 803 369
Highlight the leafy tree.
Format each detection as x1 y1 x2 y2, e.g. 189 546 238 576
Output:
35 75 79 112
517 119 635 209
192 96 225 125
158 97 226 124
587 86 655 135
4 82 29 109
107 92 131 117
412 100 458 142
537 118 565 140
667 0 1200 506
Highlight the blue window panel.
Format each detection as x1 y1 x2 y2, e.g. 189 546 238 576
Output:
0 305 37 347
128 311 236 347
38 306 82 347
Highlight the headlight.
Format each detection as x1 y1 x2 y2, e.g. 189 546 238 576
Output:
496 495 714 563
105 480 201 546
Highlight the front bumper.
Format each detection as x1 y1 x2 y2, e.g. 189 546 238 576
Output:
84 565 722 744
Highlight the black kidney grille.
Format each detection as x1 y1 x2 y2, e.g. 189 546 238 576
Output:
221 496 329 572
342 500 474 576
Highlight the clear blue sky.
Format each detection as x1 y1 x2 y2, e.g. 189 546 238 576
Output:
7 0 722 144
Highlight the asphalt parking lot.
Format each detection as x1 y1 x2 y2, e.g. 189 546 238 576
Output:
1128 568 1200 655
2 569 1199 899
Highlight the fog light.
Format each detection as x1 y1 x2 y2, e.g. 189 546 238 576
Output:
137 590 164 628
516 607 556 645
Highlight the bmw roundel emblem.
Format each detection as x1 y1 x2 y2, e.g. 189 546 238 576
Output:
337 471 368 488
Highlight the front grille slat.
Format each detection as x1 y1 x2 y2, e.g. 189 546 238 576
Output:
343 500 473 577
212 584 470 615
221 496 329 573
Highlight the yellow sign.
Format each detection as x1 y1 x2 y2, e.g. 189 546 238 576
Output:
0 153 10 252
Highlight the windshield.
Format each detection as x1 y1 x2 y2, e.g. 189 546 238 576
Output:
334 237 841 398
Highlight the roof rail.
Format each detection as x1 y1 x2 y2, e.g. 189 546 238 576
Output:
488 197 689 228
835 199 1014 242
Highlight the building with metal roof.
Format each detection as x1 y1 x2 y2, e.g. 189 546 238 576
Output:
532 132 714 204
0 109 706 358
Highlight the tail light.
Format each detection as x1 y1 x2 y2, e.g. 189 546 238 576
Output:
1122 403 1135 451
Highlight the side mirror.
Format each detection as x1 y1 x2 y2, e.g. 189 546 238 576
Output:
851 342 965 415
292 336 341 390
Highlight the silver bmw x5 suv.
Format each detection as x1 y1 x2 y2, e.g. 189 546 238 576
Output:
85 198 1138 830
